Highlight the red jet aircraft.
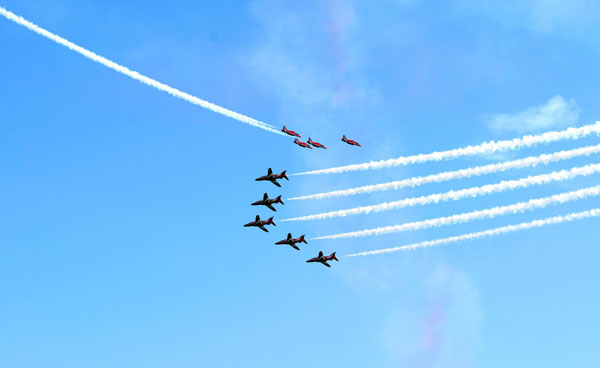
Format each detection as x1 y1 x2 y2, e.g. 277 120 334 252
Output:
341 135 362 147
282 125 302 138
243 215 276 232
275 233 307 250
294 138 313 149
306 251 339 267
251 193 284 212
255 168 289 187
307 137 327 149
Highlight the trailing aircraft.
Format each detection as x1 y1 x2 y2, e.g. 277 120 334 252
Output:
294 138 313 149
251 193 284 212
275 233 307 250
282 125 302 138
307 137 327 149
306 251 338 267
255 168 289 187
243 215 276 232
341 135 361 147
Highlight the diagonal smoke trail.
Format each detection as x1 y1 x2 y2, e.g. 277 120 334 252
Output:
282 163 600 222
313 186 600 239
289 144 600 201
0 6 285 136
293 122 600 176
344 208 600 256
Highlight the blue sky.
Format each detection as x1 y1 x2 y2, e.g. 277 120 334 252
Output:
1 1 600 367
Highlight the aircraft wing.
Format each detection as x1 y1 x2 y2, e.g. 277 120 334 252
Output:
258 224 269 232
266 203 276 211
290 244 300 251
270 179 281 187
322 261 331 267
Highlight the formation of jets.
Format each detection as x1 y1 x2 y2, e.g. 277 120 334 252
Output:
282 125 360 150
245 167 338 268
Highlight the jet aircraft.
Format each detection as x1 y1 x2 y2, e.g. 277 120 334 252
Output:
255 168 289 187
251 193 284 212
282 125 302 138
307 138 327 149
294 138 313 149
306 251 338 267
243 215 276 232
275 233 307 250
341 135 362 147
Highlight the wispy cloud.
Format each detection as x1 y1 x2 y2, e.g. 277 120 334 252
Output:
246 0 373 110
454 0 600 40
383 264 482 367
486 95 580 133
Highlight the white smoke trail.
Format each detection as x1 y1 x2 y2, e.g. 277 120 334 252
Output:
282 163 600 222
0 7 285 136
293 122 600 176
313 185 600 239
290 144 600 201
344 208 600 256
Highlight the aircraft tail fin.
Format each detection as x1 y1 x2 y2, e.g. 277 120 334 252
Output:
299 235 307 244
280 171 289 180
276 195 284 205
330 252 338 261
268 216 276 226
